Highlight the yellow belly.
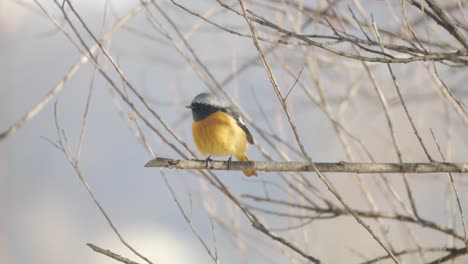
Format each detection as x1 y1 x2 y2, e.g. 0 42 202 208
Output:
192 111 247 157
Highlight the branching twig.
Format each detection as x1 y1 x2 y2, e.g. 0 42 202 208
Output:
46 102 153 264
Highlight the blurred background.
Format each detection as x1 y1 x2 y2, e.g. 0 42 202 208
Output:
1 0 467 263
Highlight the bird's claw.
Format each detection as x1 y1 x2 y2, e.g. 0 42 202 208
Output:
204 155 213 169
225 155 233 170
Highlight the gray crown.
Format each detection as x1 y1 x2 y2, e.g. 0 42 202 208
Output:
191 93 230 108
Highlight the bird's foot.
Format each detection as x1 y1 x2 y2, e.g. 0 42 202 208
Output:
204 155 213 169
225 155 233 170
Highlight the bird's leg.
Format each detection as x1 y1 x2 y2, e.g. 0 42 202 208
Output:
204 155 213 169
225 155 233 170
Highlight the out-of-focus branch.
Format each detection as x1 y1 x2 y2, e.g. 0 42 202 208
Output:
0 1 148 142
360 246 466 264
146 158 468 174
243 194 466 241
422 0 468 50
426 246 468 264
44 101 153 264
216 0 468 65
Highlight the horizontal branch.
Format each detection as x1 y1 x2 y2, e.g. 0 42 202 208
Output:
145 158 468 174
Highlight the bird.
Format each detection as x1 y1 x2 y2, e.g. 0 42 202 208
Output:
186 92 257 176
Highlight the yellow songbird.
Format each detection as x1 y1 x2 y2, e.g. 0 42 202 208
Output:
186 93 257 176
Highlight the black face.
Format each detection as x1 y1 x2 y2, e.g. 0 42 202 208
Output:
188 103 219 122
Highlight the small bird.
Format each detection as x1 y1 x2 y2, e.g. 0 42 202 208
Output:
186 92 257 176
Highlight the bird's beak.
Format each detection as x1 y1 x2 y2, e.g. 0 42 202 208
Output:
185 105 193 109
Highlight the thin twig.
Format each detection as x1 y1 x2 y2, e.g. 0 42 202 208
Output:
46 101 154 264
161 171 220 264
87 243 141 264
430 129 467 246
370 17 434 162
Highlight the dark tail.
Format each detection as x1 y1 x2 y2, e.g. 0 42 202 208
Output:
235 152 257 177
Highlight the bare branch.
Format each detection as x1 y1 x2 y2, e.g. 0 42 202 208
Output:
146 158 468 174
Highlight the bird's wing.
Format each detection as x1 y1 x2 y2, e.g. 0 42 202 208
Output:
221 107 254 144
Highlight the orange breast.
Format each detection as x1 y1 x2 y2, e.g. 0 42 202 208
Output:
192 111 247 157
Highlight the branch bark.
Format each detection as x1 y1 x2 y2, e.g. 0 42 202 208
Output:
145 158 468 174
